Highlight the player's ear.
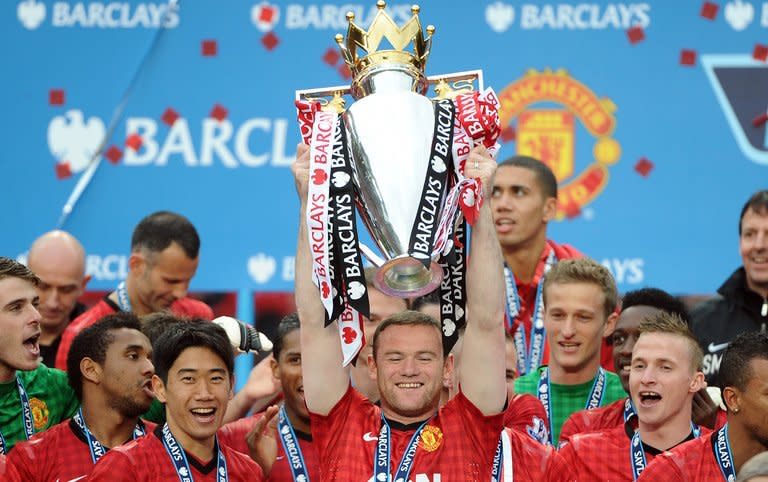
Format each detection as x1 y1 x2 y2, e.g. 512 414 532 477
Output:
542 196 557 222
152 374 168 404
602 312 619 338
722 386 741 415
80 357 102 385
689 371 705 394
367 353 378 381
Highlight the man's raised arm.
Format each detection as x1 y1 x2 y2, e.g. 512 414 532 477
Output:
293 143 348 415
458 146 507 415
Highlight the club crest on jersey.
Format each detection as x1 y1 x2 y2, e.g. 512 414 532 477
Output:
30 397 49 430
526 416 549 445
419 425 443 452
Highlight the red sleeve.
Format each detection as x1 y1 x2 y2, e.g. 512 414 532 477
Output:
450 389 507 470
504 394 549 444
218 414 260 454
171 298 214 320
0 454 21 482
544 442 577 482
558 411 586 445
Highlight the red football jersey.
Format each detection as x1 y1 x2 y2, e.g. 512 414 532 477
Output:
504 393 549 444
550 424 709 482
88 425 264 482
498 427 562 480
55 296 213 369
636 430 728 482
218 411 320 482
559 397 629 444
7 418 156 482
0 454 21 482
309 385 504 481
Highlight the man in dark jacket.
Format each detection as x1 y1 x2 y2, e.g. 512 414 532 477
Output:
692 190 768 385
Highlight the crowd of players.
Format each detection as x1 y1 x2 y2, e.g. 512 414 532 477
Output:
0 142 766 481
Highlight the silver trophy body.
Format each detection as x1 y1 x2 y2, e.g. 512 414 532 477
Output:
295 3 482 297
345 69 442 297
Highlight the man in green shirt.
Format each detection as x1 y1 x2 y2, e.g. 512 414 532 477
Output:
0 257 78 453
514 257 626 445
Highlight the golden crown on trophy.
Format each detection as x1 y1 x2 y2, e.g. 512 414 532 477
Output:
335 1 435 98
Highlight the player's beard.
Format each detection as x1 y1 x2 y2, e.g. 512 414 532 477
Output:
110 393 151 418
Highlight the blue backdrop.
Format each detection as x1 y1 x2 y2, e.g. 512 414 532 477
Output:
2 0 766 295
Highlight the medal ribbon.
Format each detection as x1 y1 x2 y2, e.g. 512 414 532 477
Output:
630 422 701 480
490 430 514 482
116 281 132 312
507 250 556 375
623 397 638 426
73 407 145 464
0 376 34 454
374 416 427 482
712 424 736 482
277 406 309 482
537 367 606 445
161 423 228 482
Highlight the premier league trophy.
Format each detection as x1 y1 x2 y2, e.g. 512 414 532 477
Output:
296 1 500 364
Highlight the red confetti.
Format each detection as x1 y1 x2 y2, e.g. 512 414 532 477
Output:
338 64 351 80
125 133 143 151
55 162 72 179
752 112 768 127
627 25 645 45
162 107 180 126
49 89 65 106
323 48 340 66
321 281 330 298
105 145 123 164
700 2 718 19
210 104 228 121
634 158 654 177
680 49 697 66
753 44 768 62
201 39 218 57
261 32 279 51
500 125 516 142
259 5 276 23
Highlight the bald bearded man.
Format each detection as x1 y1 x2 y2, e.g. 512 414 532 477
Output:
26 231 90 367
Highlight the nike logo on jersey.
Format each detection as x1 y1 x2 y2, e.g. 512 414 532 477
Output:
362 432 378 442
276 455 285 460
55 477 87 482
708 341 730 353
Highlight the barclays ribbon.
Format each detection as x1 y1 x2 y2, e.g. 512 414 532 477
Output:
116 281 132 312
374 415 428 482
507 250 556 375
0 376 34 454
72 407 146 464
161 423 228 482
712 424 736 482
277 406 310 482
630 422 701 480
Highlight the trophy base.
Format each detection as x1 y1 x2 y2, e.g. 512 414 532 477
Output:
374 256 443 298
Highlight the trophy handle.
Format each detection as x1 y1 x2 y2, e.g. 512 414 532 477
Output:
295 69 485 108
